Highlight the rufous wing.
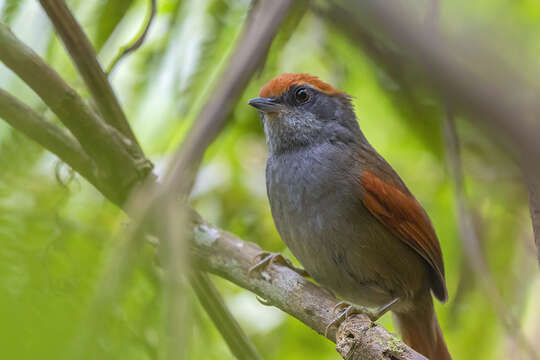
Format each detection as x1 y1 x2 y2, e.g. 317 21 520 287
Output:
361 171 448 302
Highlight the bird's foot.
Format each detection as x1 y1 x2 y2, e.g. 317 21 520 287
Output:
247 251 309 278
324 298 400 337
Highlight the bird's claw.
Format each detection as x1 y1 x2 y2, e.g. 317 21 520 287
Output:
247 251 309 278
324 298 399 337
324 304 372 337
332 302 379 321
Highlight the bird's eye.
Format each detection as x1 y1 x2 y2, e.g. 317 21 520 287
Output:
295 88 310 103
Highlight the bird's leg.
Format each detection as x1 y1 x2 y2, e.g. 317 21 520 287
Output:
247 251 310 278
324 297 400 337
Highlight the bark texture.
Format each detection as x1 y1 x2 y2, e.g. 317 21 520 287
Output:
191 217 426 360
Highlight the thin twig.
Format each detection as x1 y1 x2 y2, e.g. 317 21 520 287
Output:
0 88 98 187
38 0 146 158
189 271 263 360
525 173 540 265
442 109 538 360
160 201 190 360
107 0 157 76
94 0 137 51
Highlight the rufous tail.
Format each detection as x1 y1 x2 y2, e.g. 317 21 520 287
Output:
393 295 451 360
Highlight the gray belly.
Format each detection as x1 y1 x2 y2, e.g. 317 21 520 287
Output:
266 147 426 308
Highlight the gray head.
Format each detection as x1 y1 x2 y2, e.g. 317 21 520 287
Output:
248 73 363 154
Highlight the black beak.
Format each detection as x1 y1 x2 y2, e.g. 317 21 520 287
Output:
248 97 282 112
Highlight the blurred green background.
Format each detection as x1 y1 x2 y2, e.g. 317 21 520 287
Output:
1 0 539 359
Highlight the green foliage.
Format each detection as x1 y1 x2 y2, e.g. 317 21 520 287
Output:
93 0 136 51
0 0 22 24
1 0 540 359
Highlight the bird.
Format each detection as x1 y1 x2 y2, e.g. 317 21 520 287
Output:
248 73 451 360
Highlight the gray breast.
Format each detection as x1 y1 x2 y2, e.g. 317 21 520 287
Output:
265 143 426 307
266 143 354 249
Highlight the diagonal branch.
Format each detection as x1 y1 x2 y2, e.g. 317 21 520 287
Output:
163 0 293 195
191 215 425 360
129 1 294 358
38 0 146 160
320 0 540 163
189 271 263 360
310 3 441 153
0 24 145 203
0 88 99 187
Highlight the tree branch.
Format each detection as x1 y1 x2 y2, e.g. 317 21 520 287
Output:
38 0 146 160
190 216 425 360
0 88 99 186
0 24 147 203
128 1 294 358
163 0 293 195
319 0 540 164
526 174 540 265
189 271 263 360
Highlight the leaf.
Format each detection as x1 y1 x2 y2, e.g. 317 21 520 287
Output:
93 0 136 51
1 0 23 24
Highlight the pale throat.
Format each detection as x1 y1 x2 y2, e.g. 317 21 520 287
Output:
262 110 322 154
